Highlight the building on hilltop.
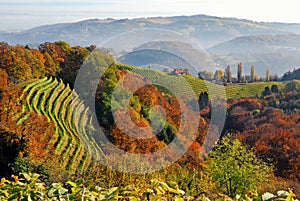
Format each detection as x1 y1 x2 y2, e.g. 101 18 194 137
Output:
172 68 188 76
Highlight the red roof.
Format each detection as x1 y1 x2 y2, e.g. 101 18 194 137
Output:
174 69 186 74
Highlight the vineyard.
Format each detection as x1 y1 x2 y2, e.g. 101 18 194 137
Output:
17 77 105 174
13 65 287 175
117 63 288 99
14 65 292 175
0 41 299 200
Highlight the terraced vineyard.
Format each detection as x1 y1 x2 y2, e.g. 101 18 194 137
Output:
17 77 105 174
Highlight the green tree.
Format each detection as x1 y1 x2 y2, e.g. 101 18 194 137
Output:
157 124 176 144
198 70 213 80
198 92 209 110
204 135 272 197
262 86 272 97
271 84 279 93
95 62 118 130
284 81 300 92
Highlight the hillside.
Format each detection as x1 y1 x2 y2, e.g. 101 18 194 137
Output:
118 41 214 75
119 34 300 77
117 63 287 99
0 41 300 195
2 15 300 77
1 14 299 49
19 77 104 173
208 34 300 76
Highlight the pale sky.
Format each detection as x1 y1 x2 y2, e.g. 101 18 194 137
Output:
1 0 300 32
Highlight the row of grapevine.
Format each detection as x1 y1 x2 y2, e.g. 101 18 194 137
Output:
18 77 105 173
225 82 285 98
117 63 287 100
118 64 201 99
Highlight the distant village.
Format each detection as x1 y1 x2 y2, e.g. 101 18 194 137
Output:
168 62 276 86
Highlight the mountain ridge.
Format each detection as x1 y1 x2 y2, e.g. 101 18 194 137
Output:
1 14 300 75
1 14 299 49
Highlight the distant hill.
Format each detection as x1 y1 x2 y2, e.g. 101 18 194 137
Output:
118 41 214 75
121 35 300 76
282 68 300 80
1 14 300 49
208 34 300 76
2 14 300 76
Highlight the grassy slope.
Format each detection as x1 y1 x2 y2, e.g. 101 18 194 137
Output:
117 63 290 99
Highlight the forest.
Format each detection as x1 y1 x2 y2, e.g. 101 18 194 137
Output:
0 41 300 200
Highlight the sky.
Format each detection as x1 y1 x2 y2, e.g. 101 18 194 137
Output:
1 0 300 32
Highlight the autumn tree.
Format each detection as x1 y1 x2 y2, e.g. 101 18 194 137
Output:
237 108 300 182
0 69 56 178
250 65 255 82
39 42 66 72
0 43 60 83
58 44 90 88
266 67 270 82
213 69 224 81
225 96 300 184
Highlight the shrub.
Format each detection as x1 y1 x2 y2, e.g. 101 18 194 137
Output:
204 134 273 197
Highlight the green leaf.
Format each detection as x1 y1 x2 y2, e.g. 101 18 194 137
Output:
66 181 77 188
285 190 295 201
8 193 20 201
1 178 10 185
47 183 68 197
154 186 165 196
174 195 184 201
35 182 45 190
128 196 140 201
150 196 165 201
27 195 33 201
21 173 31 182
106 187 118 195
0 190 10 198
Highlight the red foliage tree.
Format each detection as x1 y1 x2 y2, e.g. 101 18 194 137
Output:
0 69 56 177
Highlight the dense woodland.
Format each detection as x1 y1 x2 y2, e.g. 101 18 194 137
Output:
0 41 300 200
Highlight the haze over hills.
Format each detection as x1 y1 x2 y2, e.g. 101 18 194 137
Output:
2 14 300 49
208 34 300 76
1 14 300 76
120 35 300 76
118 41 215 75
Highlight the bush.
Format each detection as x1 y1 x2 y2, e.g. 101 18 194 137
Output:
0 172 297 201
204 134 273 197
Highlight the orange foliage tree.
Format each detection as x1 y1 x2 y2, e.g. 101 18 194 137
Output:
0 69 56 177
